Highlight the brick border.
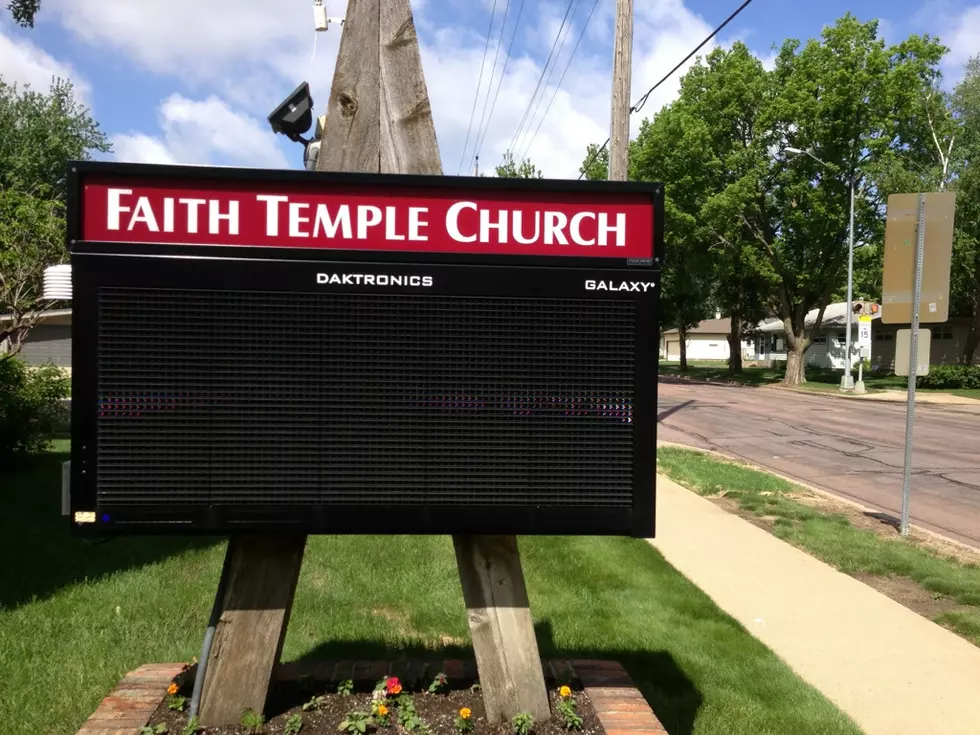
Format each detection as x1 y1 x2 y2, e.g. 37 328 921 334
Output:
75 663 186 735
77 660 666 735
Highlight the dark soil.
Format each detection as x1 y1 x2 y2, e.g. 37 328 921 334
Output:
148 674 602 735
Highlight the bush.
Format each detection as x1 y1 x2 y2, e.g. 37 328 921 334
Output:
917 364 980 390
0 357 70 468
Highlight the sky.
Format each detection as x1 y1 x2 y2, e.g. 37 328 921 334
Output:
1 0 978 179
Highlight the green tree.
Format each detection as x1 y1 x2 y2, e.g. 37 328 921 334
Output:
0 77 110 356
721 16 946 384
951 56 980 363
579 143 609 181
631 106 716 371
495 151 543 179
678 44 773 374
6 0 39 27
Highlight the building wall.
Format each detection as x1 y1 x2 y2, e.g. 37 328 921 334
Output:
663 334 730 362
870 321 977 372
17 325 72 367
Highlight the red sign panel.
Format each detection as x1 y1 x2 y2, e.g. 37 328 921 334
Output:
80 175 655 259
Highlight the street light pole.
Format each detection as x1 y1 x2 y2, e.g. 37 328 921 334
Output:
785 146 856 392
842 176 856 391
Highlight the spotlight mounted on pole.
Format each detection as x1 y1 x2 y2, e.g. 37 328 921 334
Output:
268 81 324 171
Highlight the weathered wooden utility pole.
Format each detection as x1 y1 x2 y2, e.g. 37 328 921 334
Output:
198 0 549 725
609 0 633 181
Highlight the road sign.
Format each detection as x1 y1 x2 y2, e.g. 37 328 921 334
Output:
895 328 931 376
881 192 956 324
857 314 872 347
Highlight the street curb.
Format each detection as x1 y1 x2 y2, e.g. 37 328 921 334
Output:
661 373 980 413
655 439 980 557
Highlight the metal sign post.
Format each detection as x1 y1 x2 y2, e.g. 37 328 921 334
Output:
900 194 927 537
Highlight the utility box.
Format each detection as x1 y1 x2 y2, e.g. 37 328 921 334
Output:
67 162 663 537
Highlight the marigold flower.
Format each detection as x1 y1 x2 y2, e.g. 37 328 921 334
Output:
167 683 179 696
459 708 472 719
559 685 572 698
386 676 402 695
378 704 389 716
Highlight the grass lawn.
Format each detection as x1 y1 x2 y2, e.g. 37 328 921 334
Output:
659 363 980 400
657 445 980 648
0 444 862 735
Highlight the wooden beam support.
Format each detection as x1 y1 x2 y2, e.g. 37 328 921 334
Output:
453 535 551 724
317 0 381 173
198 534 306 727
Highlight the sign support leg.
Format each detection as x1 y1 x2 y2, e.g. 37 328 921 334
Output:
900 193 926 537
198 534 307 726
453 535 551 723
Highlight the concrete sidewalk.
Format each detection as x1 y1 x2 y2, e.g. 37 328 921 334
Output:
650 475 980 735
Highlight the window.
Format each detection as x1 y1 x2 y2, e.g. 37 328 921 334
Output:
836 331 847 343
932 328 953 340
876 331 894 341
812 335 827 346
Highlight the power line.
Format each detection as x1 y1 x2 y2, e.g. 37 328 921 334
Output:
513 0 583 158
470 0 512 174
519 0 600 163
473 0 527 165
505 0 577 161
577 0 756 179
458 0 499 175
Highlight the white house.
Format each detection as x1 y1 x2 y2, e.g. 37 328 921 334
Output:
663 302 881 368
746 301 880 370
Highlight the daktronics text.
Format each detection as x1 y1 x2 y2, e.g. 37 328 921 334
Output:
316 273 433 287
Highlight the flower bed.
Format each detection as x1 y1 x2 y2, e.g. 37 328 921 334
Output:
75 660 667 735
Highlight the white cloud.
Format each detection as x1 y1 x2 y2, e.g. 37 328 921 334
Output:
112 94 288 168
943 5 980 73
111 133 178 165
0 21 91 101
42 0 732 178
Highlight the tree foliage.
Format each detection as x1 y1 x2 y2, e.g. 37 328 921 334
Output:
0 77 110 357
6 0 39 28
494 151 543 179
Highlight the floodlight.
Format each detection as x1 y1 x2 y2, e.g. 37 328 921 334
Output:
268 82 314 143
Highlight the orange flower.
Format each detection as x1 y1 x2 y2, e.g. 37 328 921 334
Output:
167 683 179 696
559 685 572 698
459 708 472 720
386 677 403 695
378 704 389 717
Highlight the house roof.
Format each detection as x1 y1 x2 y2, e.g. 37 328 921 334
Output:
664 318 731 336
757 302 881 333
0 308 72 325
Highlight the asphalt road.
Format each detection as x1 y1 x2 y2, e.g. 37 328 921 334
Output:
657 379 980 548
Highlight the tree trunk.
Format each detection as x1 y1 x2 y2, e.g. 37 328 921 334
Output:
784 344 807 385
964 311 979 365
963 286 979 365
727 317 743 374
678 324 689 372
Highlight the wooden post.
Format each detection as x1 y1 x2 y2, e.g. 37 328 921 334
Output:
199 0 549 724
609 0 633 181
198 534 306 726
453 536 550 723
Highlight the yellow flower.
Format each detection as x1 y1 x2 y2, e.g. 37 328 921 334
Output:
459 708 472 719
167 683 179 696
378 705 389 717
559 685 572 698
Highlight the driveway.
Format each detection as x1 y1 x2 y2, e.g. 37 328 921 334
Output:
657 379 980 548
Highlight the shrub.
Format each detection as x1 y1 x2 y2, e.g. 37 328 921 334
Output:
917 364 980 390
0 358 70 468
